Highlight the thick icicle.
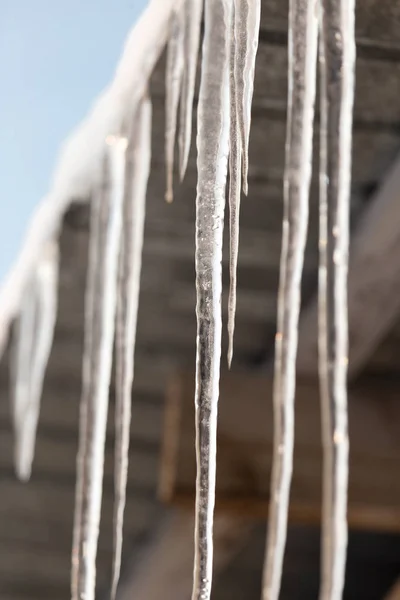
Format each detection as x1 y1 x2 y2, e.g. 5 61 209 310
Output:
111 97 152 600
192 0 231 599
318 1 355 599
71 135 127 600
261 1 318 599
14 242 59 481
165 9 185 203
179 0 203 180
234 0 261 195
227 2 242 368
11 279 38 479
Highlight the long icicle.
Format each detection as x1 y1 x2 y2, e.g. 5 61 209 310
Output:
72 153 107 600
71 134 127 600
111 96 152 600
192 0 231 598
234 0 261 195
261 1 318 599
318 1 355 599
15 241 59 481
165 9 185 203
179 0 203 181
227 0 242 368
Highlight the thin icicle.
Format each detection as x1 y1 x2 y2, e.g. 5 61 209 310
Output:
227 2 242 368
179 0 203 180
165 9 185 203
16 242 59 481
72 154 107 600
318 1 355 599
111 97 152 600
234 0 261 195
192 0 231 599
261 1 318 599
71 135 127 600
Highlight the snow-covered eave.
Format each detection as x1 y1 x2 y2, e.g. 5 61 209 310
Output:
0 0 183 355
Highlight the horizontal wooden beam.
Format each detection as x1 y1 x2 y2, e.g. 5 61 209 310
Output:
297 152 400 379
160 370 400 532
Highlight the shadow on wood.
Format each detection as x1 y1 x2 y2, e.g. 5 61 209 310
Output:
160 370 400 532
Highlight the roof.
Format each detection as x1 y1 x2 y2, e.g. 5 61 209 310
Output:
1 0 400 598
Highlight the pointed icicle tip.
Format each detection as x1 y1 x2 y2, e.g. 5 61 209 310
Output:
178 0 203 182
165 8 185 204
227 0 242 369
242 175 248 196
227 345 233 369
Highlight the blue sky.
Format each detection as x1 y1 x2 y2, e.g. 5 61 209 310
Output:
0 0 146 285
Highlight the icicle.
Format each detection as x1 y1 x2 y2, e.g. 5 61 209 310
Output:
178 0 203 180
71 134 127 600
71 153 106 600
11 279 37 479
14 242 59 481
192 1 231 599
261 1 318 599
165 9 185 203
111 97 152 600
227 2 242 368
234 0 261 195
318 1 355 599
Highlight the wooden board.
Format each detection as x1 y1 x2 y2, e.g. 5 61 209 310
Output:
160 370 400 531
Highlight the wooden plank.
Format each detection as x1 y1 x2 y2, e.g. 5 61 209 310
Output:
152 43 400 126
0 480 156 535
160 370 400 531
259 0 400 50
0 428 159 490
148 100 400 187
116 510 252 600
297 152 400 378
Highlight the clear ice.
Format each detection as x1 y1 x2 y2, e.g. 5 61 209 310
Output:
227 0 242 368
234 0 261 195
111 97 152 600
179 0 203 180
318 1 355 598
261 0 318 598
165 9 185 203
71 135 127 600
227 0 261 366
192 0 231 598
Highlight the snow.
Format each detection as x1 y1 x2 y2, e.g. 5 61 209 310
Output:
0 0 183 357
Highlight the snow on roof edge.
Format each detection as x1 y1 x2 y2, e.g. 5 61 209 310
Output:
0 0 182 355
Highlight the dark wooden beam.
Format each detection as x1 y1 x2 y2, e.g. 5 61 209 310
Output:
297 153 400 379
160 370 400 532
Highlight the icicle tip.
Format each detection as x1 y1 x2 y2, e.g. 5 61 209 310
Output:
242 174 248 196
227 345 233 370
165 188 174 203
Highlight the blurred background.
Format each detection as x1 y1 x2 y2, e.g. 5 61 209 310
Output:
1 1 400 599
